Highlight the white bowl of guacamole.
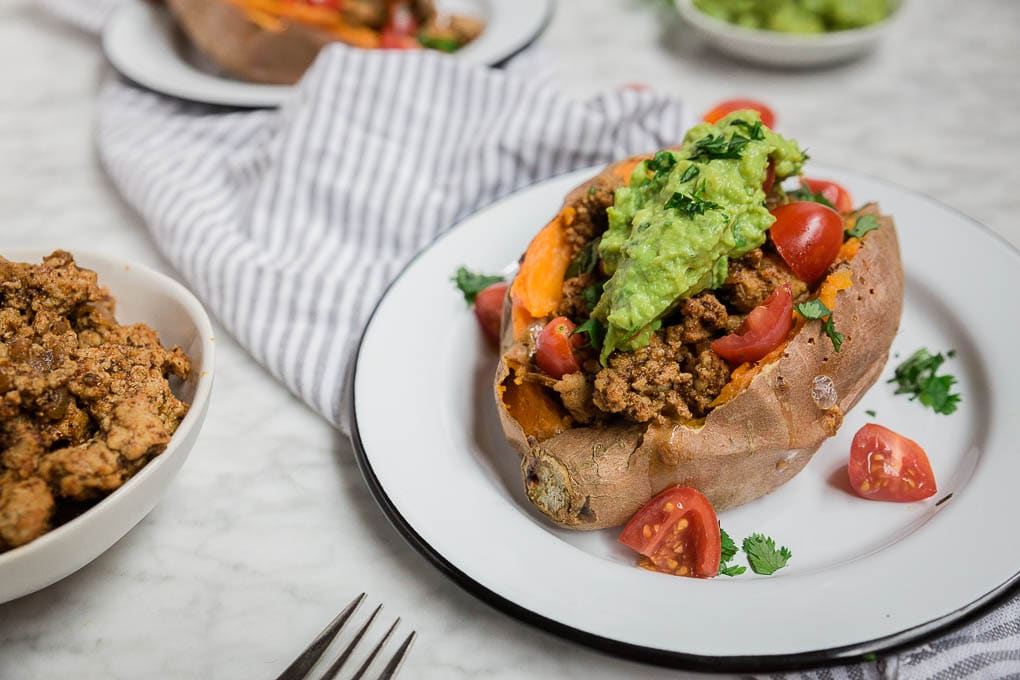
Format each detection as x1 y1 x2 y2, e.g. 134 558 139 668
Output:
676 0 905 68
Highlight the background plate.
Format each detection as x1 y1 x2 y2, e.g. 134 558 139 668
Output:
102 0 553 108
351 163 1020 669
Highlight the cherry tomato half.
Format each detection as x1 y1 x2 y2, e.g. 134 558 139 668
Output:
711 284 792 365
849 424 937 502
769 201 844 285
801 178 853 213
702 98 776 129
535 316 581 379
380 3 420 49
473 282 508 347
618 486 721 578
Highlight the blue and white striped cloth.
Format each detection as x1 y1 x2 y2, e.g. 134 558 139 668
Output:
37 1 1020 678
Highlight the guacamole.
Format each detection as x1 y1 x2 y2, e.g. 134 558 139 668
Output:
592 111 805 361
693 0 891 33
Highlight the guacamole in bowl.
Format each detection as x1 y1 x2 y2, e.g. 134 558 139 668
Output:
693 0 892 34
676 0 903 68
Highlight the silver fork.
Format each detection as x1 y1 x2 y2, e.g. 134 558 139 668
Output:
274 594 416 680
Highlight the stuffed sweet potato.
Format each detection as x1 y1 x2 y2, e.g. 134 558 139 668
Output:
494 111 903 530
166 0 484 85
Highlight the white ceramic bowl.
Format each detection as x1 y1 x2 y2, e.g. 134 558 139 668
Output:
676 0 904 68
0 250 215 604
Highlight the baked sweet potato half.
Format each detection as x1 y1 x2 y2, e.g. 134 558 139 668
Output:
166 0 483 85
493 113 903 530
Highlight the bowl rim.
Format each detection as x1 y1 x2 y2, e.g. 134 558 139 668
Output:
675 0 904 48
0 249 215 567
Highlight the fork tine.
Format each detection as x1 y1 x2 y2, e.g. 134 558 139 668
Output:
348 618 400 680
376 631 417 680
273 593 365 680
316 604 383 680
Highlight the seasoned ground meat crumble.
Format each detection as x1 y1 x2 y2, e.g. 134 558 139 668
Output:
519 180 811 428
0 251 191 553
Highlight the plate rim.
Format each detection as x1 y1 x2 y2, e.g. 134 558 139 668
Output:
348 164 1020 671
101 0 556 109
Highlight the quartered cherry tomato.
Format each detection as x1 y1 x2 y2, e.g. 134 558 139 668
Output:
618 486 721 578
801 178 853 213
473 282 508 346
769 201 844 285
711 284 792 365
849 424 937 502
535 316 581 379
702 98 776 129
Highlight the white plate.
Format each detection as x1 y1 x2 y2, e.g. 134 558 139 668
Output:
102 0 554 108
676 0 905 68
351 163 1020 669
0 250 215 604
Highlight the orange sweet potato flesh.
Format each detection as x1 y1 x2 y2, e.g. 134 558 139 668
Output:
511 208 576 338
494 188 903 530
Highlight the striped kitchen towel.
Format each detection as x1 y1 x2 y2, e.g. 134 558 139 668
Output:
36 2 1020 679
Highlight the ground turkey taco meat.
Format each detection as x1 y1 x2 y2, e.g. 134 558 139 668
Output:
0 251 191 553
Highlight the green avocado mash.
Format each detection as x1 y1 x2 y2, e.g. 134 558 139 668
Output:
693 0 891 33
592 111 805 362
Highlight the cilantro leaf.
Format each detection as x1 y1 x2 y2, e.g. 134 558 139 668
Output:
846 214 880 239
718 563 747 577
742 533 792 575
719 526 738 563
794 299 831 320
786 187 836 210
888 348 962 415
795 300 842 352
565 237 601 278
571 318 604 352
665 191 721 217
580 281 604 313
452 267 504 304
678 165 700 184
587 185 597 197
865 409 877 417
822 317 844 352
647 150 677 174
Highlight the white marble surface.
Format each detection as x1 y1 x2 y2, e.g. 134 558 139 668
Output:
1 0 1019 678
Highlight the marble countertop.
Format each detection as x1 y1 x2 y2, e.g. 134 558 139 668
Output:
1 0 1018 678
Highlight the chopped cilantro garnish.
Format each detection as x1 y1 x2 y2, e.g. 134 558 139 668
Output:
786 187 836 210
888 348 961 415
742 533 792 575
580 281 604 313
730 118 764 140
452 266 503 304
587 185 597 197
717 526 745 577
665 191 721 217
678 165 700 184
935 493 954 507
565 237 601 278
417 34 461 53
795 299 843 352
647 150 677 174
846 214 880 239
689 133 752 161
571 317 604 352
865 409 877 417
718 563 747 577
719 526 738 563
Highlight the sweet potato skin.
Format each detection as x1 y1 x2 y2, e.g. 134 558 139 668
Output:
167 0 334 85
494 161 904 530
